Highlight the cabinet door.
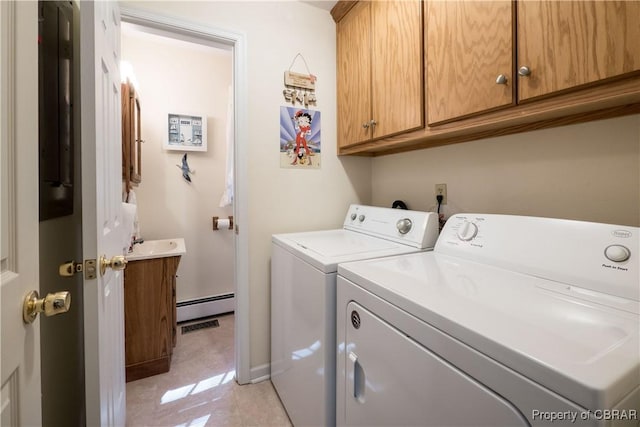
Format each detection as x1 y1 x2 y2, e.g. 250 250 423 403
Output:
124 259 173 366
121 83 131 189
171 265 177 349
426 1 514 124
371 0 424 138
337 1 372 149
518 1 640 101
130 92 141 184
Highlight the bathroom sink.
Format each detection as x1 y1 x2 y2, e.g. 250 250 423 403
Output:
126 238 186 261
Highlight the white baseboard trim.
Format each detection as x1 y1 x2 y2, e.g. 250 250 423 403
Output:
250 363 271 383
176 293 235 323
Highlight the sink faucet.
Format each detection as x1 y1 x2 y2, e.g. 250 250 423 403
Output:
128 237 145 253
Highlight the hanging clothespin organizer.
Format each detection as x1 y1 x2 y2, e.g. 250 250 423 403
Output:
283 53 318 108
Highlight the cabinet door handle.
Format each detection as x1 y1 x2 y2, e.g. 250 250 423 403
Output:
495 74 508 85
518 66 531 77
362 122 370 129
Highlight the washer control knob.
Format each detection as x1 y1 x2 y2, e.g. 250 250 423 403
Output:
396 218 413 235
350 213 357 221
358 215 365 222
605 245 631 263
457 221 478 241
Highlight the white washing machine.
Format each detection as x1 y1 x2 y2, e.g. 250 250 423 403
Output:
271 204 439 427
337 214 640 426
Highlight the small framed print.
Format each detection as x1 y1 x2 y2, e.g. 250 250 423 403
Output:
166 113 207 151
280 106 321 169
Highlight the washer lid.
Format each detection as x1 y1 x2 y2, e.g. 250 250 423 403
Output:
338 252 640 410
273 230 423 273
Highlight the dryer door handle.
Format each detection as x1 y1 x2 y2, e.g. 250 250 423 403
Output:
349 352 366 403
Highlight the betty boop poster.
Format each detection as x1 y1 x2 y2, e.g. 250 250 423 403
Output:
280 106 321 169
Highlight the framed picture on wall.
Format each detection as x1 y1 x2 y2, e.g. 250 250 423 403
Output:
165 113 207 151
279 106 321 169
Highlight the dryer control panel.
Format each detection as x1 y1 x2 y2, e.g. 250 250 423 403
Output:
436 214 639 305
343 205 439 249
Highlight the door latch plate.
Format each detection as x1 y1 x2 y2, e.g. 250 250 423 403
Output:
84 259 97 280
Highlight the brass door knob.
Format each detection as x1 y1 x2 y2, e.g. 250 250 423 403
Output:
100 255 128 276
23 290 71 324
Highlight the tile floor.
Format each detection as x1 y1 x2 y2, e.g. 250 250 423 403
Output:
126 313 292 427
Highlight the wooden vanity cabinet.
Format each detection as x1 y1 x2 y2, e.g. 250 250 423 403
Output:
122 80 142 191
336 0 423 149
124 256 180 382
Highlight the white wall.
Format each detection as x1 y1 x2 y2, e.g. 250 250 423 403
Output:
119 2 640 378
372 115 640 227
121 29 235 302
121 1 372 372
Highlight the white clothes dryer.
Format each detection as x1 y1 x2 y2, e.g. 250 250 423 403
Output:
271 204 439 427
337 214 639 427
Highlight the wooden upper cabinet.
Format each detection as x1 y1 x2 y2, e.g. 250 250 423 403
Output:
335 0 640 155
371 0 424 139
337 0 423 149
337 1 371 149
517 1 640 101
426 1 514 125
122 82 130 187
122 80 142 190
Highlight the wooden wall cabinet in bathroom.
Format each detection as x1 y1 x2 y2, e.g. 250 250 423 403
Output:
124 256 180 382
122 80 142 191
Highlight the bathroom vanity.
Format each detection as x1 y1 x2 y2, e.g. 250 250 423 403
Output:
124 238 186 382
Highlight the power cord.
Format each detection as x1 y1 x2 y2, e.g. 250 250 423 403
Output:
436 194 445 232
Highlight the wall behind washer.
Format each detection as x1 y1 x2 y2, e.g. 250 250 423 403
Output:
372 114 640 227
120 1 373 375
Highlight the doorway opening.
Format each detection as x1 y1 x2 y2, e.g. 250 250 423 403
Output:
119 7 250 389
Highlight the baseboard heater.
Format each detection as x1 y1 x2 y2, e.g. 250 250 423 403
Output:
176 293 235 322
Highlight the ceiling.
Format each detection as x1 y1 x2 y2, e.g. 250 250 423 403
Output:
301 1 338 12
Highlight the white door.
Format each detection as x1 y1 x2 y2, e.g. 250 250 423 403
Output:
80 1 128 425
0 1 43 425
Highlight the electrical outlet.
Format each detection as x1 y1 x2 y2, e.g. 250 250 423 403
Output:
435 183 447 205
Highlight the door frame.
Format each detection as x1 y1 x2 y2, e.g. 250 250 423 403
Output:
118 7 251 384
